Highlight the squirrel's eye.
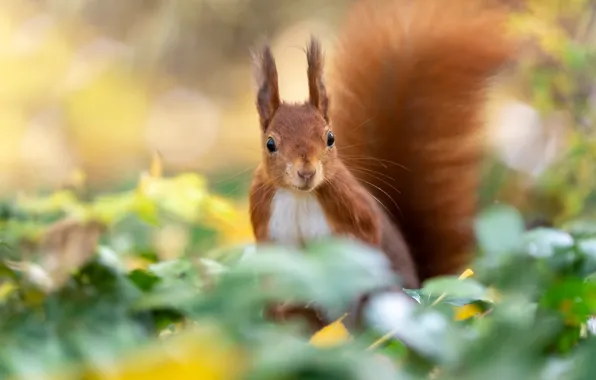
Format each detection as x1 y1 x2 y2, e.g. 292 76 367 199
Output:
266 137 277 153
326 131 335 147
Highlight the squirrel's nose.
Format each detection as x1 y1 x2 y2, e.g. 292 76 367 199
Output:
297 168 316 181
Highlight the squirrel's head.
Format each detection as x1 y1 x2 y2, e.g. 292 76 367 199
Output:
252 37 336 192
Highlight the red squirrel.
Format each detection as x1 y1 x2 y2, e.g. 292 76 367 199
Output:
249 0 514 327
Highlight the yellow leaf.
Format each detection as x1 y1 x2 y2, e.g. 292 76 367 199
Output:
16 190 83 215
88 193 136 225
203 198 254 245
203 195 239 226
84 326 244 380
124 257 153 271
136 172 152 196
454 304 483 321
141 173 208 223
309 314 350 348
149 150 163 178
458 268 474 280
0 281 16 302
69 169 87 189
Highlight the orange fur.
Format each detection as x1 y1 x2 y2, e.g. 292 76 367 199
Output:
249 0 515 330
330 0 514 281
249 37 420 289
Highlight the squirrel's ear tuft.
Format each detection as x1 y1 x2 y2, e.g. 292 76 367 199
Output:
306 36 329 122
252 44 281 131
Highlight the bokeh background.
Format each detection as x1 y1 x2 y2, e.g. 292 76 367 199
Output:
3 1 596 378
2 0 596 237
0 0 352 194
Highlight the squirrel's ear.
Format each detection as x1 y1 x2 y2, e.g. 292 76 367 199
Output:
252 44 281 131
306 36 329 122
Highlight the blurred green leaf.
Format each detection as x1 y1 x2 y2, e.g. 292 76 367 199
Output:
128 269 160 292
475 204 525 257
421 277 487 301
523 228 574 258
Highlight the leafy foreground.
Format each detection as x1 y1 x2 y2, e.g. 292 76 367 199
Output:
2 171 596 379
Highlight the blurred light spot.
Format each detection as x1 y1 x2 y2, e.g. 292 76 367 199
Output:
11 14 55 55
146 88 220 169
58 37 131 94
490 100 565 177
19 108 75 187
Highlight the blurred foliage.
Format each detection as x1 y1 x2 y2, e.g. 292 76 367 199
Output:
3 163 596 379
482 0 596 225
0 0 348 194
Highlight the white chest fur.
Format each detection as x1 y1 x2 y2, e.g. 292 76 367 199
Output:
268 189 332 247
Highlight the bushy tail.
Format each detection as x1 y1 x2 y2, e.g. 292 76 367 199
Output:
329 0 515 281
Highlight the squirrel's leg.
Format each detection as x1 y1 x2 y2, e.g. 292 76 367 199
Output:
316 167 383 247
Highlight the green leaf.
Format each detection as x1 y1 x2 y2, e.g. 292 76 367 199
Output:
231 239 398 319
421 277 487 301
364 291 454 363
522 228 574 258
474 204 525 257
564 220 596 239
541 277 596 326
128 269 161 292
133 195 159 225
563 42 589 71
